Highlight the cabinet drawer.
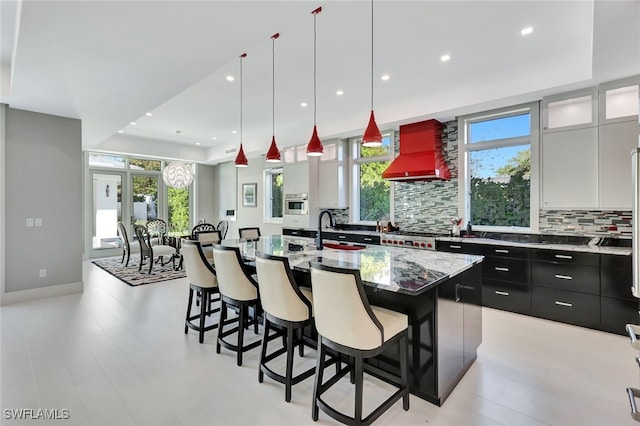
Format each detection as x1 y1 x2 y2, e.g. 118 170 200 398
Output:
601 267 633 300
532 249 599 266
436 241 475 254
283 228 316 238
483 257 530 283
601 254 631 270
532 263 599 294
353 235 380 245
532 287 600 329
483 280 531 315
477 244 529 259
600 296 640 335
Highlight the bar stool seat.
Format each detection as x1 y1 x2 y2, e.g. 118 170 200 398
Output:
310 261 409 426
255 252 317 402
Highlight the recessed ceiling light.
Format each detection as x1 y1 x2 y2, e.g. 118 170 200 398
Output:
212 136 217 140
336 90 344 96
118 130 124 134
226 75 235 82
196 142 201 146
145 112 153 117
130 122 136 126
521 26 533 36
381 74 390 81
232 130 238 134
300 102 308 107
440 54 451 62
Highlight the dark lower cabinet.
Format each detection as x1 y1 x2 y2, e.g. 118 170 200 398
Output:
483 279 531 314
601 296 640 334
532 287 600 329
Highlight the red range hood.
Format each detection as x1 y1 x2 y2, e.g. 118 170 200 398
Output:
382 119 451 182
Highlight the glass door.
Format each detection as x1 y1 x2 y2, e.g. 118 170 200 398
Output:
90 171 125 258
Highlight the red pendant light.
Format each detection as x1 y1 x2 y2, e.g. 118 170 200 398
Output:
235 53 249 167
266 33 281 162
362 0 382 147
306 7 324 157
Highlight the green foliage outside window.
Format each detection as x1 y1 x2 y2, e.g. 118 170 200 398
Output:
359 145 390 222
470 150 530 227
271 173 283 218
168 187 190 234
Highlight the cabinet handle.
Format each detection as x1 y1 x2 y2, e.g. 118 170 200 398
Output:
291 231 299 235
338 235 346 239
554 274 573 280
495 249 509 254
554 301 573 307
626 324 640 350
495 290 510 296
495 267 509 272
455 283 461 302
627 388 640 421
555 254 573 259
363 238 372 242
450 245 462 249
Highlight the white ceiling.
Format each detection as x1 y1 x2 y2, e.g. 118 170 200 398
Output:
1 0 639 164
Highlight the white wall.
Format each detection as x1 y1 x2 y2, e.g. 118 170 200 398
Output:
195 163 216 224
213 157 283 239
0 104 6 304
3 108 83 303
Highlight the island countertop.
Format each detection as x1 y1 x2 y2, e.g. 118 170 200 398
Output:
221 235 483 296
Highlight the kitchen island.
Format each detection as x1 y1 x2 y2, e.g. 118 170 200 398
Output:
222 235 484 405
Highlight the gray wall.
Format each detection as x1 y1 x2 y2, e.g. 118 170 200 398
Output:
5 108 82 293
195 163 216 225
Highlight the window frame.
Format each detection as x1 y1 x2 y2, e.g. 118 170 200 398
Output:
458 102 540 233
349 130 395 224
263 167 284 224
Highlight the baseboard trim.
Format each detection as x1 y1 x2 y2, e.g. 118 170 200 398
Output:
1 281 84 306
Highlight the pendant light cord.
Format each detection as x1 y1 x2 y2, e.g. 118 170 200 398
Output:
313 11 317 126
370 0 374 111
272 36 275 136
240 54 244 146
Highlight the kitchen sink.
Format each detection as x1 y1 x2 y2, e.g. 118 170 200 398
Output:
323 243 366 251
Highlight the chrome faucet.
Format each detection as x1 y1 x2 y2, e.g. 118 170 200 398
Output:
316 210 335 250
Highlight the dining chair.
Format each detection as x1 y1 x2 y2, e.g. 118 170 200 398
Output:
255 252 315 402
309 262 409 426
212 244 262 366
134 225 177 274
216 220 229 240
146 219 168 246
191 222 217 239
117 221 131 267
182 238 221 343
239 227 261 241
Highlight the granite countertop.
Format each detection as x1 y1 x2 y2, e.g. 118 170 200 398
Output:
222 235 483 296
436 236 632 256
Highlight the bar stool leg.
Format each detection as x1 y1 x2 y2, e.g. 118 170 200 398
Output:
198 289 207 343
285 326 295 402
312 336 325 421
216 301 226 354
354 353 364 423
185 288 194 334
258 318 270 383
237 305 246 366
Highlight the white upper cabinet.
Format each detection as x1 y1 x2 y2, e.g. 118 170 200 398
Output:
598 76 640 124
542 88 598 133
541 127 599 209
598 120 640 209
283 162 309 194
318 140 348 209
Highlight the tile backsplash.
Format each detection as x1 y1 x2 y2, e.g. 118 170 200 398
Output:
538 210 632 237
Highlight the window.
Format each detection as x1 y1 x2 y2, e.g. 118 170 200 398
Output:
168 187 190 234
350 132 393 223
264 168 283 221
460 103 539 230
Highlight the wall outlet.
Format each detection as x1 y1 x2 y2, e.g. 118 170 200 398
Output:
39 269 46 278
26 218 34 227
35 218 43 227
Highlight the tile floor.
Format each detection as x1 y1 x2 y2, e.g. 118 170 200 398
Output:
1 260 638 425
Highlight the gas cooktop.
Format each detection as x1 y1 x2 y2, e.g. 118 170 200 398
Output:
383 230 448 238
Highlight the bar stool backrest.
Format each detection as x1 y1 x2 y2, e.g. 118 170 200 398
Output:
212 245 258 301
310 262 384 350
196 230 221 245
255 253 311 322
181 240 217 288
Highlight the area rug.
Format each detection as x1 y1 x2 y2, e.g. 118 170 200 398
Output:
92 256 186 286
